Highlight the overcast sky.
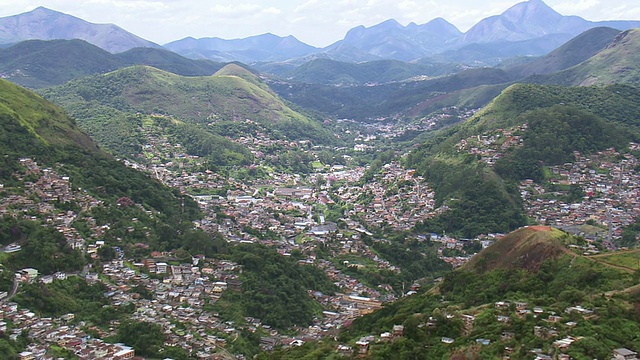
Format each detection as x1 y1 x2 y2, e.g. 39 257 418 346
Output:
0 0 639 47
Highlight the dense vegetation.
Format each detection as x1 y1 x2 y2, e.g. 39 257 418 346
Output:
494 105 631 181
13 277 120 325
0 217 85 275
267 231 640 359
214 244 337 330
412 156 527 237
114 321 164 357
40 64 337 150
362 234 452 288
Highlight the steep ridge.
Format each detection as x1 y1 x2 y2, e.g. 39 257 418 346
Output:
0 77 199 230
506 27 622 79
0 39 226 88
537 28 640 86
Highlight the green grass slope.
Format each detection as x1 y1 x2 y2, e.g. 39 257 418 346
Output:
0 78 101 156
462 226 570 273
0 39 122 89
506 27 621 79
538 28 640 86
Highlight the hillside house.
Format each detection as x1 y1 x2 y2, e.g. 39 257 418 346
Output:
613 348 638 360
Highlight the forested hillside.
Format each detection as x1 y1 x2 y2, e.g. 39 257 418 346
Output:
40 65 336 164
406 83 640 237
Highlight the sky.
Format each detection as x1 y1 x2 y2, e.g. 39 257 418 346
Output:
0 0 639 47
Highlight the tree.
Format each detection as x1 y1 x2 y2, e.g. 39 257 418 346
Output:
116 321 164 357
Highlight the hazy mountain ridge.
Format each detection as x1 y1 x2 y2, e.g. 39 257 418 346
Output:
164 33 320 63
532 28 640 86
336 0 640 63
3 1 638 66
271 24 639 123
0 39 229 88
505 26 622 79
0 6 159 53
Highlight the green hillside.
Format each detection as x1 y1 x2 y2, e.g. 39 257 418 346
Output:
461 226 570 273
115 46 226 76
266 228 640 360
506 27 621 79
406 83 640 237
538 28 640 86
459 83 640 136
0 39 228 89
40 65 335 150
0 39 122 89
0 77 201 253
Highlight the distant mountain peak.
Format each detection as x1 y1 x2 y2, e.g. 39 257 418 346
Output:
0 6 159 53
31 6 60 14
430 17 453 24
462 0 579 43
501 0 561 23
378 19 402 27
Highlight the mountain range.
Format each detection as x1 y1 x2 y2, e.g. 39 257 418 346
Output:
0 38 230 88
0 6 159 53
1 1 639 64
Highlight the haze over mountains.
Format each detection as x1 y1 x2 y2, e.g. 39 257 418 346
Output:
0 6 159 53
1 0 639 64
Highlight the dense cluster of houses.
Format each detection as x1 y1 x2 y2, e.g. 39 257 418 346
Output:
456 124 528 165
335 161 440 231
1 302 135 360
5 114 640 359
522 145 640 245
0 158 103 251
456 122 640 246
